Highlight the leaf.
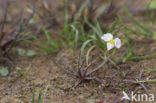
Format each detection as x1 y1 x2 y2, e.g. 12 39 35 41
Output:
85 20 101 37
26 50 36 57
86 45 96 65
81 39 95 53
149 0 156 8
74 0 90 21
0 67 9 76
108 19 117 33
17 48 26 56
123 6 154 37
70 24 79 48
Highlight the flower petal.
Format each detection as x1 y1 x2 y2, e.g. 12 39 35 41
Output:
114 38 121 48
107 43 115 51
101 33 113 41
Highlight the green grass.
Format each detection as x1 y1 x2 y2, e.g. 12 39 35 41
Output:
115 54 156 62
115 7 156 62
119 6 155 38
136 79 156 83
136 68 156 83
142 68 156 72
27 27 59 54
31 84 50 103
28 0 91 54
60 0 91 50
60 22 81 49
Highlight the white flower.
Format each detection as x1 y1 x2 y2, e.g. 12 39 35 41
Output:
101 33 121 51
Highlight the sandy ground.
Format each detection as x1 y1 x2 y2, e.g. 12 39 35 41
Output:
0 40 156 103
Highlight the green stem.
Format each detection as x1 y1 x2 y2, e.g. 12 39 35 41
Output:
115 54 156 62
136 79 156 83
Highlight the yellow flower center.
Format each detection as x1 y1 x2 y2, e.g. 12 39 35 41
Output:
109 39 115 45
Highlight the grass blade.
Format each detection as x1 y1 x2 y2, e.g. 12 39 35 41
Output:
86 45 96 65
81 39 95 53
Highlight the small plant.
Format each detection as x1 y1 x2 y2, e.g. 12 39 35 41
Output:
31 84 49 103
0 3 22 67
60 22 80 49
0 1 35 75
56 52 108 87
57 32 122 87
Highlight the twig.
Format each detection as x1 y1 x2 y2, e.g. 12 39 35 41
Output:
83 55 100 76
55 61 76 77
78 51 84 76
86 76 104 86
123 72 150 96
137 72 150 96
12 10 24 38
123 80 136 83
60 57 79 77
23 3 37 26
0 0 8 33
